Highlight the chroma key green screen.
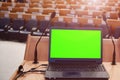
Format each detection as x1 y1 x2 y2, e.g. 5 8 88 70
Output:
50 28 101 59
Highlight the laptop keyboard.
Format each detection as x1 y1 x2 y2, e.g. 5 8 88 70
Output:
48 63 105 72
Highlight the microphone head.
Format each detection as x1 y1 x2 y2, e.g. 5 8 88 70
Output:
50 12 56 19
102 11 107 22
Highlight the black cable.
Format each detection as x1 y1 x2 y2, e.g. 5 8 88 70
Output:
102 13 116 65
33 12 56 64
14 70 46 80
14 64 47 80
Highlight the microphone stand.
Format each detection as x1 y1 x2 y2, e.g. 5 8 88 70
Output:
33 12 56 64
102 13 116 65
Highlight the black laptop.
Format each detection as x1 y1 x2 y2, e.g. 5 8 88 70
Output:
45 27 109 80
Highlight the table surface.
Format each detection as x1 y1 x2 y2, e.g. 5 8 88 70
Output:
10 61 120 80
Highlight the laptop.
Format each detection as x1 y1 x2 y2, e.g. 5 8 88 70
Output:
45 27 109 80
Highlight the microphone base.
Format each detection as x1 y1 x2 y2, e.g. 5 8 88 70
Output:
111 62 116 65
33 61 39 64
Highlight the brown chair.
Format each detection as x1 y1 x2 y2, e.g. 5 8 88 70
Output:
0 12 5 18
92 11 103 18
93 18 102 27
59 9 70 16
56 4 67 9
55 1 65 4
78 17 88 26
109 12 119 19
0 7 9 11
42 4 53 8
64 16 73 23
26 8 40 13
107 19 120 34
11 7 25 13
9 13 18 20
29 3 39 8
30 0 40 3
75 10 88 17
23 13 32 21
70 5 81 9
1 2 12 7
42 9 55 15
15 3 26 7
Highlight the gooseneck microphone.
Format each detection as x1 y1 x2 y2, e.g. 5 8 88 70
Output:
102 12 116 65
33 12 56 64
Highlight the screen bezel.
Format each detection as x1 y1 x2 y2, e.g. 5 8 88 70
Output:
48 27 103 64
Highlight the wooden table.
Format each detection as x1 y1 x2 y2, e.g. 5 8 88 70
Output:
10 61 120 80
10 35 120 80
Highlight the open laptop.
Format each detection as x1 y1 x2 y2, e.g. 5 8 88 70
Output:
45 27 109 80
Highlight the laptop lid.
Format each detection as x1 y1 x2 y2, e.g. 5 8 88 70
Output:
49 27 102 64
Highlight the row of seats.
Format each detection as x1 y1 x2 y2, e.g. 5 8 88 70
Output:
1 0 119 5
0 12 104 26
0 7 120 20
1 2 120 11
0 0 120 41
0 14 119 40
0 14 110 41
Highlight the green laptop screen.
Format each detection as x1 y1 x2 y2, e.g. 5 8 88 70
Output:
50 29 101 59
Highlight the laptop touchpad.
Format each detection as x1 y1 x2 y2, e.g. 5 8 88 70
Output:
63 71 80 77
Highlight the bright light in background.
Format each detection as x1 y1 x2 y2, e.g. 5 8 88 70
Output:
87 0 98 5
93 0 97 3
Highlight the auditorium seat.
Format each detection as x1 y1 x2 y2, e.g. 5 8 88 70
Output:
0 17 11 39
67 0 76 4
67 22 80 27
107 19 120 34
78 17 88 26
29 3 39 8
55 1 65 4
70 5 81 9
7 18 25 40
26 8 40 14
56 4 67 9
15 3 26 7
93 18 102 27
36 15 46 21
113 27 120 38
23 14 32 21
32 20 50 36
105 2 115 6
10 7 25 13
109 12 119 19
42 9 55 15
30 0 40 3
1 2 12 7
0 7 9 12
19 19 38 41
20 19 38 34
53 21 66 28
9 13 19 21
64 16 72 23
59 9 71 16
42 4 53 8
103 6 112 11
98 24 109 38
75 10 88 17
43 0 52 4
92 11 103 18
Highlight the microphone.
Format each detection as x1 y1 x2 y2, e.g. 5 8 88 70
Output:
33 12 56 64
102 12 116 65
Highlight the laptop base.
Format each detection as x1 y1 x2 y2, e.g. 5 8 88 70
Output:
45 71 109 80
46 78 108 80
